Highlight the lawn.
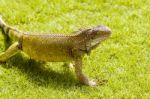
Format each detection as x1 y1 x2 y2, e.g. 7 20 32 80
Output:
0 0 150 98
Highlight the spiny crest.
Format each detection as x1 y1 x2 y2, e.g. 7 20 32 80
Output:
73 28 91 36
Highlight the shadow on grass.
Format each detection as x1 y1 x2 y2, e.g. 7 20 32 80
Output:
2 52 80 89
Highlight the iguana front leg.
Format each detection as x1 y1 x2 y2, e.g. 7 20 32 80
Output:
0 42 20 62
74 57 96 86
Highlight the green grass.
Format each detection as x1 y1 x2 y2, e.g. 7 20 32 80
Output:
0 0 150 98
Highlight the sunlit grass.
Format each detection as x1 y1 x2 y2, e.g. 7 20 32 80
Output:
0 0 150 98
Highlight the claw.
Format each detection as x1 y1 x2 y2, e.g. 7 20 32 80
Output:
88 79 97 86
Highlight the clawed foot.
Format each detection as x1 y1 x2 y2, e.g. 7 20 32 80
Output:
97 79 108 85
87 79 97 86
84 79 108 86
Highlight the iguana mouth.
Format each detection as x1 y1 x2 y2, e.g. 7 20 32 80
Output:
91 35 109 46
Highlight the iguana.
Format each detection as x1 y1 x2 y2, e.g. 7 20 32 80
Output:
0 16 111 86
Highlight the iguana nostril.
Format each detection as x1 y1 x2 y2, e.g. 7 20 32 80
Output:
106 28 112 35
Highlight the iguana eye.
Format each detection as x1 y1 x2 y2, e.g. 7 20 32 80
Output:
92 30 98 35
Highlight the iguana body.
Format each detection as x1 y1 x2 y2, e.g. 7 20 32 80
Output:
0 17 111 86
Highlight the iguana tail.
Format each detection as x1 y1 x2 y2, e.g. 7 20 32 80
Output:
0 16 22 41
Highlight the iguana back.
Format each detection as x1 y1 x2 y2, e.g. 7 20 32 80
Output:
22 33 76 62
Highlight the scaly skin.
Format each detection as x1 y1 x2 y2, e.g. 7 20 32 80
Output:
0 16 111 86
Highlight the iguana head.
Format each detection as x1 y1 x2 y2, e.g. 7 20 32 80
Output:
88 25 111 43
85 25 112 53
